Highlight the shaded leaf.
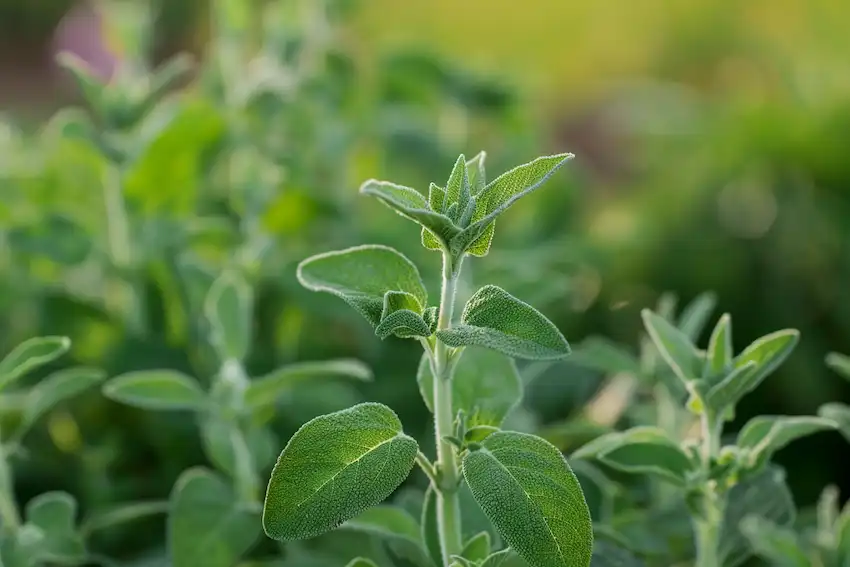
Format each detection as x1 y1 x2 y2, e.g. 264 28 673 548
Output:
737 415 836 470
0 336 71 391
641 309 701 383
103 370 208 411
590 540 646 567
204 270 253 362
297 245 427 328
462 431 593 567
345 559 379 567
732 330 799 392
704 361 758 414
25 491 85 564
739 516 809 567
704 314 732 380
20 367 106 433
422 485 442 567
826 352 850 381
461 531 491 562
676 292 717 342
342 505 430 567
568 337 641 376
81 500 169 536
244 359 372 410
263 403 418 541
437 286 570 360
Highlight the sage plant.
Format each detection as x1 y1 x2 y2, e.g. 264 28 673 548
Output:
262 152 595 567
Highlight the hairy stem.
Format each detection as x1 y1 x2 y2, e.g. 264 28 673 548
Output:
694 409 725 567
432 253 463 565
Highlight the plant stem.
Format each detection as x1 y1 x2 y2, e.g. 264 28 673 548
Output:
0 440 20 532
432 253 463 566
693 409 725 567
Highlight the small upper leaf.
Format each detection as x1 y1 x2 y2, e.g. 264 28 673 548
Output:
297 245 428 328
345 559 379 567
826 352 850 381
737 415 836 470
461 531 491 562
462 431 593 567
732 330 799 391
0 336 71 391
676 292 717 343
422 485 443 567
417 348 522 427
244 359 372 410
204 270 253 362
103 370 208 411
437 285 570 360
704 361 758 415
263 403 418 541
25 491 86 564
641 309 702 383
704 314 733 380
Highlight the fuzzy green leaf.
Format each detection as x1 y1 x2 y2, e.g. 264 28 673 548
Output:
461 531 491 562
480 549 514 567
345 559 379 567
204 270 253 362
704 314 733 380
168 468 260 567
444 155 472 224
732 330 799 391
20 366 106 434
297 245 428 328
244 359 372 410
818 402 850 441
590 540 646 567
342 505 430 567
25 491 85 564
263 403 418 541
462 431 593 567
422 485 442 567
103 370 208 411
826 352 850 381
360 180 461 247
80 500 169 535
417 348 522 427
0 336 71 391
737 415 836 470
437 285 570 360
676 292 717 342
739 517 810 567
568 337 641 376
641 309 702 383
704 361 758 414
376 297 432 339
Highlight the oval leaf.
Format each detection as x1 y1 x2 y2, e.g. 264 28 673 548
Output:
462 431 593 567
568 337 641 376
437 285 570 360
244 359 372 410
704 361 758 414
297 245 428 328
103 370 208 411
417 348 522 427
704 314 733 380
737 415 836 470
640 309 701 383
263 403 418 541
20 366 106 434
826 352 850 381
0 336 71 391
25 491 85 564
461 531 491 562
168 468 260 567
818 402 850 441
204 270 253 363
732 330 799 390
676 292 717 342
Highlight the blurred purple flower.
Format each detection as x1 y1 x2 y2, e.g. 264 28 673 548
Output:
52 0 118 81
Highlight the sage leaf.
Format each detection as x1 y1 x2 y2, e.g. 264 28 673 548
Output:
818 402 850 441
263 403 419 541
168 468 260 567
466 151 487 195
641 309 702 383
732 330 799 391
461 531 491 562
25 491 86 564
103 370 208 411
244 359 372 410
704 314 733 380
422 485 442 567
342 505 431 567
676 292 717 342
359 180 460 247
480 549 514 567
80 500 169 536
737 415 836 470
826 351 850 381
345 559 379 567
297 245 428 328
376 309 432 340
204 270 253 362
462 431 593 567
590 540 646 567
739 516 810 567
437 285 570 360
55 52 104 110
20 366 106 434
568 337 641 376
0 336 71 391
719 466 795 567
417 348 522 427
444 154 472 224
704 361 758 414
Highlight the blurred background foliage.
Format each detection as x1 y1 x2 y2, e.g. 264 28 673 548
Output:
1 0 849 562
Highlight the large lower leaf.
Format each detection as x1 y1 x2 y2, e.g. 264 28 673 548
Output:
297 245 428 328
417 348 522 427
703 314 732 380
168 468 260 567
462 431 593 567
263 403 418 541
437 285 570 360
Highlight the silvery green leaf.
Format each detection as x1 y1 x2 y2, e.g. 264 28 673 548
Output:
704 314 733 380
1 523 46 567
421 485 442 567
80 500 169 535
244 359 372 410
461 531 491 562
375 308 432 340
676 291 717 342
342 505 431 567
640 309 702 383
732 330 799 392
444 155 472 224
359 180 460 248
818 403 850 441
568 337 641 376
297 245 428 328
739 516 809 567
466 151 487 195
19 366 106 434
452 154 573 258
417 348 521 427
826 352 850 381
168 468 260 567
204 270 253 363
263 403 418 541
25 491 85 564
198 415 271 495
737 415 836 471
0 336 70 391
103 370 208 411
573 427 692 486
437 285 570 360
462 431 593 567
704 361 758 414
465 425 501 444
590 540 646 567
720 466 795 567
345 559 379 567
539 420 614 453
423 307 439 335
480 549 514 567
